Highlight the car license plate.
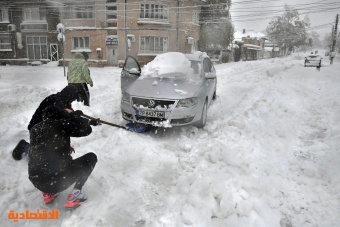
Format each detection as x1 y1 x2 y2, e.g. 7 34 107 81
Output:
139 110 164 118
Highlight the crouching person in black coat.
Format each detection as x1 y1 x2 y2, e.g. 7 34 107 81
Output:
12 85 80 161
28 106 99 209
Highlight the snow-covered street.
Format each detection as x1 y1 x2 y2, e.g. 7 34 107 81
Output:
0 53 339 227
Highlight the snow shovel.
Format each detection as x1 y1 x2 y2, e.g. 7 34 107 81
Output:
81 114 151 133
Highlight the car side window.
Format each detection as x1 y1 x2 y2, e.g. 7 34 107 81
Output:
203 59 210 73
203 58 214 73
124 56 140 74
208 59 215 73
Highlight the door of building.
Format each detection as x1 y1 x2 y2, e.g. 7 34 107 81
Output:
50 44 58 61
107 47 118 66
26 36 48 60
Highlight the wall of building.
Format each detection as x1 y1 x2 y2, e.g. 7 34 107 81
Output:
1 0 205 66
116 0 202 66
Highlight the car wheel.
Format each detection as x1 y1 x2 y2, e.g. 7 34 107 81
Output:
195 100 207 128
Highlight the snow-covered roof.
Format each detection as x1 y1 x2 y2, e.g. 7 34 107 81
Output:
234 30 266 39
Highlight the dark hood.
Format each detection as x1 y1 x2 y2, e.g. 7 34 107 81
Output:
58 85 79 103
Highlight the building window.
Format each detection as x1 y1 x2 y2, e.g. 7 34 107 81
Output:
107 6 117 19
73 37 89 49
24 8 40 21
140 36 168 53
26 36 48 59
0 8 9 22
76 6 93 19
0 35 11 50
140 4 168 20
63 5 93 19
192 11 199 24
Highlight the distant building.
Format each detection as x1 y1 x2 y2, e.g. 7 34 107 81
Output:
233 29 267 61
264 40 280 58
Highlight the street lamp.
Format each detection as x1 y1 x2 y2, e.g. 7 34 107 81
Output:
57 23 66 77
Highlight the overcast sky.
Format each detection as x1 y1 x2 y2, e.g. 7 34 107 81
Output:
230 0 340 39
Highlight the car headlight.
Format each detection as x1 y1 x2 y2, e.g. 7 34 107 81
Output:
122 92 130 103
176 97 198 108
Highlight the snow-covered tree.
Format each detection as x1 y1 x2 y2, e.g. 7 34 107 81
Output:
266 5 310 54
199 0 234 53
309 31 322 48
322 31 340 52
199 18 234 51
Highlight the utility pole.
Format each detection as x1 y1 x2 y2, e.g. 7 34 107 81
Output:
176 0 179 52
124 0 128 58
331 14 339 52
330 14 338 65
57 23 66 77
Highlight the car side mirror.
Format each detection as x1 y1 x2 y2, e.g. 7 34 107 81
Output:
127 68 140 75
205 72 216 79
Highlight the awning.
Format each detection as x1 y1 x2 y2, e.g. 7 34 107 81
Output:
247 47 261 51
243 44 262 51
264 46 279 52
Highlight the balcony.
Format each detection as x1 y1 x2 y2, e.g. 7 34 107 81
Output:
20 21 48 32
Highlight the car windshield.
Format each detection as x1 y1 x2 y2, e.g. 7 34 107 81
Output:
140 52 202 81
307 55 320 59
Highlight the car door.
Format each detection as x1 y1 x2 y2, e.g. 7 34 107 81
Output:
121 56 141 93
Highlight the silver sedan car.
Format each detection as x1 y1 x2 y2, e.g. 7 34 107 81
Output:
304 54 322 67
120 52 217 128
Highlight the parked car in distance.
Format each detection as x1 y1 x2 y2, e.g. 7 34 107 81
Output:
304 54 322 67
120 51 217 128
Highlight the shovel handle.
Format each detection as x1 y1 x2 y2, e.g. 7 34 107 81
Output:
81 114 127 130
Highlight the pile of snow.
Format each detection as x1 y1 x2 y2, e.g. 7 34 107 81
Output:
141 52 192 77
30 61 42 66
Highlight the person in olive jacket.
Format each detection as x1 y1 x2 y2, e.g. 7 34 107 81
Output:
12 85 80 161
28 106 98 209
67 52 93 106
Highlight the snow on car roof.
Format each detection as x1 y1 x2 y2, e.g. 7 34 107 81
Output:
141 52 193 78
185 51 209 61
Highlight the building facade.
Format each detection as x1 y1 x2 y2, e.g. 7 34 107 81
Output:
1 0 207 66
0 0 60 65
234 29 267 61
60 0 206 67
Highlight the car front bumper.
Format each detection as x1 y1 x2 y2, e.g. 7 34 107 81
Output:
121 98 202 127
